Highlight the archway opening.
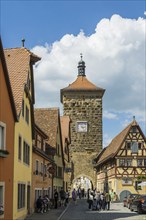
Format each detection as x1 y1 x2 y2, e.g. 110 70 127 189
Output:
72 176 93 192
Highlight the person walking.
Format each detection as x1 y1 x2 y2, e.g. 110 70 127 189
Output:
54 189 59 209
65 189 70 206
72 188 77 205
78 187 82 199
95 191 101 211
105 191 111 210
88 189 94 210
110 189 114 203
36 196 43 213
59 187 66 206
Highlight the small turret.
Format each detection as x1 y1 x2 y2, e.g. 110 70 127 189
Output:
78 53 86 76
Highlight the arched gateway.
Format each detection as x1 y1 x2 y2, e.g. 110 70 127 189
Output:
60 55 105 190
72 175 93 191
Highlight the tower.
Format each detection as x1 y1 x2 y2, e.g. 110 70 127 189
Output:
60 55 105 188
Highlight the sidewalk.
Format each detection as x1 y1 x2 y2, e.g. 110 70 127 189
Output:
25 205 68 220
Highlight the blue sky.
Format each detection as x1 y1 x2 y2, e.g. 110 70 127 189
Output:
1 0 146 146
1 0 145 48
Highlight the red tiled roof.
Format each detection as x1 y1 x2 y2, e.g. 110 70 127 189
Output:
96 119 140 165
60 116 70 149
62 76 104 91
4 48 40 116
34 108 59 148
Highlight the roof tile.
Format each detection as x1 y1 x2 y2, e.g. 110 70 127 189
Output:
4 48 40 116
34 108 59 148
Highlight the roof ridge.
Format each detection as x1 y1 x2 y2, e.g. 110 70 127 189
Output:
35 107 59 111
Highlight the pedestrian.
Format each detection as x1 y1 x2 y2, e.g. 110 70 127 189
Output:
110 189 114 203
100 193 106 210
45 195 51 210
88 189 94 210
105 191 111 210
95 190 101 211
72 188 77 205
59 187 66 206
54 189 59 209
36 196 43 213
65 189 70 205
81 188 85 198
78 187 82 199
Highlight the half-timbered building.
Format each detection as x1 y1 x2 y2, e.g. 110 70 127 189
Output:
94 117 146 201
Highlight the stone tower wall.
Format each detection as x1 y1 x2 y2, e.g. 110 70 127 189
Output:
62 92 103 186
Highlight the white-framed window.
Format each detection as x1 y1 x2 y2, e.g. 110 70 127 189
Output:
0 182 5 217
0 122 6 150
17 183 25 209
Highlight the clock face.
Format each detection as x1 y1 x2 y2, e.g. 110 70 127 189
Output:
77 121 87 132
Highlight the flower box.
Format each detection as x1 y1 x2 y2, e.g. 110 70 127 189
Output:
0 149 9 158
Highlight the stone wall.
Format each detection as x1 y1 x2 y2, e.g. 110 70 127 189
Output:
62 92 103 187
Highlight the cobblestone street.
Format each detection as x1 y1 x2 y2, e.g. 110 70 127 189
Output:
59 199 146 220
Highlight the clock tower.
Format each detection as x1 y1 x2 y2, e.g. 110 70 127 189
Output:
60 55 105 189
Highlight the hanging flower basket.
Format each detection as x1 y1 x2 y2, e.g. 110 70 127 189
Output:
0 149 9 158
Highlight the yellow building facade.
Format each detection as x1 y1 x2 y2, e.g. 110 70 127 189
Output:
4 48 40 219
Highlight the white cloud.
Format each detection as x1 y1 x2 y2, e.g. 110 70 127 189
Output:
32 14 145 123
103 111 118 120
103 133 112 147
144 11 146 16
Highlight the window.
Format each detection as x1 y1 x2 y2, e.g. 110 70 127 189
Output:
23 141 30 165
144 159 146 166
18 184 25 209
58 144 60 155
125 159 132 166
126 142 131 150
44 165 47 176
119 159 125 166
22 100 24 117
35 189 42 201
0 122 6 150
135 181 142 190
40 163 43 176
25 106 29 124
35 160 39 175
131 126 137 133
18 136 22 160
131 142 138 153
138 143 143 149
137 159 143 166
0 184 4 214
122 178 132 185
58 167 62 178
